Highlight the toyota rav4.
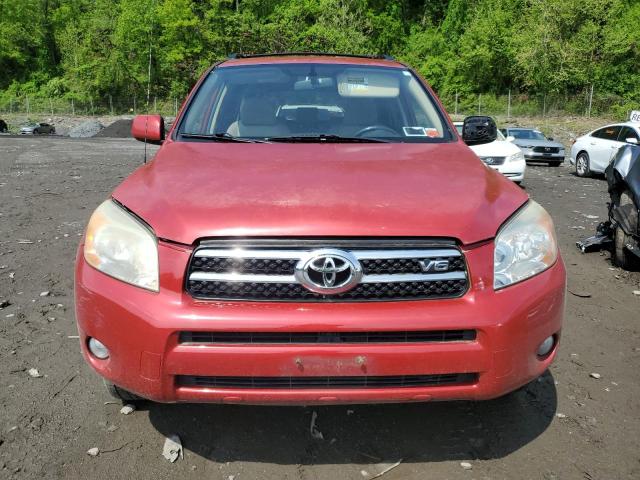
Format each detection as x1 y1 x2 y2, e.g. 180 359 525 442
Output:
75 53 565 404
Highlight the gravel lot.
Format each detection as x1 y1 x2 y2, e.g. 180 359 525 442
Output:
1 136 639 480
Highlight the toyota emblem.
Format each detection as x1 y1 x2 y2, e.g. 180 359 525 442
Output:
295 249 362 294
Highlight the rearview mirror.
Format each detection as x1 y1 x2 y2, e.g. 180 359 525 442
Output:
462 116 497 146
626 137 639 145
131 115 165 144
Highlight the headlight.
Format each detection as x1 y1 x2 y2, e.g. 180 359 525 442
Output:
494 201 558 289
507 151 524 162
84 200 159 291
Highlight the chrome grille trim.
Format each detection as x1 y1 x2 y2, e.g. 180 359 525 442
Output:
194 248 462 260
189 272 295 283
189 271 466 283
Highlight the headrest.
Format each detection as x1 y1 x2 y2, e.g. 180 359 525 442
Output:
240 95 278 126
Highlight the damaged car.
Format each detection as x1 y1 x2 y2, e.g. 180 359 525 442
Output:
75 53 565 405
577 143 640 269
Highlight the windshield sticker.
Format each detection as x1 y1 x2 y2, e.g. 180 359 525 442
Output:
403 126 428 137
403 127 442 138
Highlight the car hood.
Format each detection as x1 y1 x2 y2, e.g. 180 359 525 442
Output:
513 139 563 149
469 140 521 157
113 140 528 245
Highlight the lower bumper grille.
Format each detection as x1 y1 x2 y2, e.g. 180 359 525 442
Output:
179 330 477 344
178 373 478 389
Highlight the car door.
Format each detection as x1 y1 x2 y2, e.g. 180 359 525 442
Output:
589 126 622 172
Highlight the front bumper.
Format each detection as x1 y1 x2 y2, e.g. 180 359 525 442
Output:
488 160 526 182
75 240 566 404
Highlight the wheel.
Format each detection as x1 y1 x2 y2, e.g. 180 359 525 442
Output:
575 152 590 177
103 379 144 402
613 191 640 270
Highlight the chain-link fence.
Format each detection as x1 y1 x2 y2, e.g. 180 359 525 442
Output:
440 90 632 120
0 95 182 117
0 90 633 120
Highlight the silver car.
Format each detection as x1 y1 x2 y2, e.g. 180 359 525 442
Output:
501 128 565 166
20 122 56 135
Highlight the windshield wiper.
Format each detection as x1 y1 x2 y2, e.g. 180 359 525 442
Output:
266 134 389 143
180 132 268 143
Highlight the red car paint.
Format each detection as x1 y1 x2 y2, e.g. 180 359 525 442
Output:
75 55 565 404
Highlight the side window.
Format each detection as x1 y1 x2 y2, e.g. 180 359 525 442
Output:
595 126 622 140
618 127 639 142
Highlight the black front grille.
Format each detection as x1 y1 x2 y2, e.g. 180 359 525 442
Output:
191 257 298 275
533 146 559 154
360 256 464 274
186 240 469 302
188 278 468 301
179 330 477 344
178 373 478 389
480 156 506 166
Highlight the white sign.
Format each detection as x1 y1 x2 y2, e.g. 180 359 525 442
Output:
630 110 640 122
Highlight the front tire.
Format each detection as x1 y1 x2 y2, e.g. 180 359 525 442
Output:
613 191 640 270
575 152 590 177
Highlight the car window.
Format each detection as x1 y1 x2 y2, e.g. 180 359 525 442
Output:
509 129 544 140
178 63 453 143
592 126 622 140
618 127 639 142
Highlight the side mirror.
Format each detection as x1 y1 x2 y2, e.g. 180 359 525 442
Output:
626 137 639 145
462 116 497 146
506 135 516 142
547 137 554 141
131 115 165 144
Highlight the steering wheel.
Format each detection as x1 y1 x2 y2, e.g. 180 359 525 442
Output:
354 125 400 138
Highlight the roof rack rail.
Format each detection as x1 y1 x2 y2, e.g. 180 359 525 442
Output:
227 52 396 61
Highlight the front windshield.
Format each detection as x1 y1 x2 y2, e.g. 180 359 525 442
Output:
511 129 546 141
178 63 453 143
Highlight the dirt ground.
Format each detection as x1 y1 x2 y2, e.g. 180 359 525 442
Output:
0 136 639 480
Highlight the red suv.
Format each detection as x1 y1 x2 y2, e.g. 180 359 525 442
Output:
75 54 565 404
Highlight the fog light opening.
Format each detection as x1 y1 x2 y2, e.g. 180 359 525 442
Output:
537 335 555 358
88 337 110 359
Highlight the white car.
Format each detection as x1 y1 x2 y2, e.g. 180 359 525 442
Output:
454 122 526 184
570 122 640 177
